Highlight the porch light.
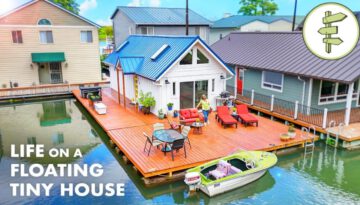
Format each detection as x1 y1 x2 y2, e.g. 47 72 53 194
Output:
165 79 170 84
220 75 225 79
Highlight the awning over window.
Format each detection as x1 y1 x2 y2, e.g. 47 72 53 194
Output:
31 52 65 63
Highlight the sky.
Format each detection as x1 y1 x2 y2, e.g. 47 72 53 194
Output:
0 0 359 26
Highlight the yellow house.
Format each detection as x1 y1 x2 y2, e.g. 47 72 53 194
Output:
0 0 101 88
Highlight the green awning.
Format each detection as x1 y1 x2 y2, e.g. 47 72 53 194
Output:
31 52 65 63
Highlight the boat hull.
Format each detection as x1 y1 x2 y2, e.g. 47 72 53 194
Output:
199 169 267 197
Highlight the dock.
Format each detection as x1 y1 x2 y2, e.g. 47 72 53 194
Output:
73 89 317 180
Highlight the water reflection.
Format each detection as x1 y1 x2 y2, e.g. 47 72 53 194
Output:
40 101 71 127
0 99 359 205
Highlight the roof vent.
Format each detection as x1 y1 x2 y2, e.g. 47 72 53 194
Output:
151 44 169 61
116 41 129 52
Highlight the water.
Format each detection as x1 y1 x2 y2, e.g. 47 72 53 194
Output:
0 99 359 205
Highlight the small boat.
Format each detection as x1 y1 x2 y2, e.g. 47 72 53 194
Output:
184 150 277 197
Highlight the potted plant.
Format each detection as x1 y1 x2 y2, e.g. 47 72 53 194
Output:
288 124 296 138
167 102 174 111
158 109 165 119
138 91 156 114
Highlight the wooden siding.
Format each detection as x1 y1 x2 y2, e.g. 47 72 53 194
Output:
0 26 101 87
0 0 90 26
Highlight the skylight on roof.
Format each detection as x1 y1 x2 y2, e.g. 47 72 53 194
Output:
116 41 129 52
151 44 169 60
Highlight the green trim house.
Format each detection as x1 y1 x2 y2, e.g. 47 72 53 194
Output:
211 32 360 128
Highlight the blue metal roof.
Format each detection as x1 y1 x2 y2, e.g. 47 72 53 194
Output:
104 35 233 81
111 6 212 25
212 15 305 29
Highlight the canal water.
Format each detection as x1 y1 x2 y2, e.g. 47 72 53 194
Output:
0 99 359 205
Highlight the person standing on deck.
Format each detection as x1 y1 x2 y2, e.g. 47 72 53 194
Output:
197 95 211 125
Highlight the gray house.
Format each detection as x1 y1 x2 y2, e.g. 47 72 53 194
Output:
110 6 212 47
212 32 360 128
210 15 304 44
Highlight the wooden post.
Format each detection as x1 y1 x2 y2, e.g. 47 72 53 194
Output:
251 89 254 105
116 68 121 104
270 95 274 112
322 108 328 129
122 71 126 107
345 82 354 126
294 101 299 119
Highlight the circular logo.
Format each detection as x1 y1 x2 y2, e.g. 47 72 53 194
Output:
303 3 359 60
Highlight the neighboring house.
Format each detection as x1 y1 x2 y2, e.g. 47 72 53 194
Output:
110 6 212 47
211 32 360 127
0 0 101 88
210 15 304 44
104 35 233 115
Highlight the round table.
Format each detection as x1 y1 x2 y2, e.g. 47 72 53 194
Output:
153 129 184 152
191 122 204 134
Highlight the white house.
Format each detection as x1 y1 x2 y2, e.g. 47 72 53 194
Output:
104 35 234 115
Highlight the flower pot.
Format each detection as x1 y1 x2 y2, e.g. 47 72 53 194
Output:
173 112 178 118
288 132 296 138
142 106 151 115
158 114 165 119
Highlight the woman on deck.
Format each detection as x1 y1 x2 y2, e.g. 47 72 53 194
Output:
197 95 211 125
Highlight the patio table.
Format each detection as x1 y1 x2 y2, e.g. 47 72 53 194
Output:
153 129 184 152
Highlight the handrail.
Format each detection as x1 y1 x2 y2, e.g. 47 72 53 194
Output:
0 81 109 91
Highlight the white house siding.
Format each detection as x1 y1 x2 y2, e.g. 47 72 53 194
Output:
162 44 228 111
138 76 162 114
209 28 237 45
269 20 295 31
108 66 135 101
240 21 269 32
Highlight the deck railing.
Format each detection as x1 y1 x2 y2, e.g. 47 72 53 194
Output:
0 81 109 99
236 89 349 128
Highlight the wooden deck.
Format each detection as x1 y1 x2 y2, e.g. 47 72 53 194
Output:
73 88 317 178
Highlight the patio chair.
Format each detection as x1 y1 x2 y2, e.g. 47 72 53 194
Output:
181 126 191 148
143 132 162 156
236 104 258 127
153 123 165 131
165 138 187 161
216 106 238 128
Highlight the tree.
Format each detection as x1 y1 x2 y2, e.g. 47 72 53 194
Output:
238 0 278 16
51 0 80 14
98 26 113 41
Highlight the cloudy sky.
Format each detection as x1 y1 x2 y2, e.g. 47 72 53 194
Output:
0 0 359 26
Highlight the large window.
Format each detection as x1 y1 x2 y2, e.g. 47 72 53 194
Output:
12 30 23 44
39 31 53 44
197 49 209 64
180 50 193 65
81 31 93 43
319 80 359 104
262 71 283 92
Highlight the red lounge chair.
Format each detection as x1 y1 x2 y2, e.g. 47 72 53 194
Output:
179 108 204 125
236 104 258 127
216 106 237 128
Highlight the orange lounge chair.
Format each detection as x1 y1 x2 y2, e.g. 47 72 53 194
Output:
216 106 237 128
236 104 258 127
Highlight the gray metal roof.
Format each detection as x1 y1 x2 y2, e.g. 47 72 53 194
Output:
111 6 212 26
211 32 360 83
212 15 305 29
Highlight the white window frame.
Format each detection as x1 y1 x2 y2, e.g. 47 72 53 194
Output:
39 30 54 44
261 71 284 93
80 30 93 43
318 80 359 105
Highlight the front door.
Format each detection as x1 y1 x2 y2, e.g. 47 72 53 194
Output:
237 68 244 95
180 80 208 109
49 62 63 84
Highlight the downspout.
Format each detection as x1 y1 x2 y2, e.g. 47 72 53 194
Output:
298 76 306 106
